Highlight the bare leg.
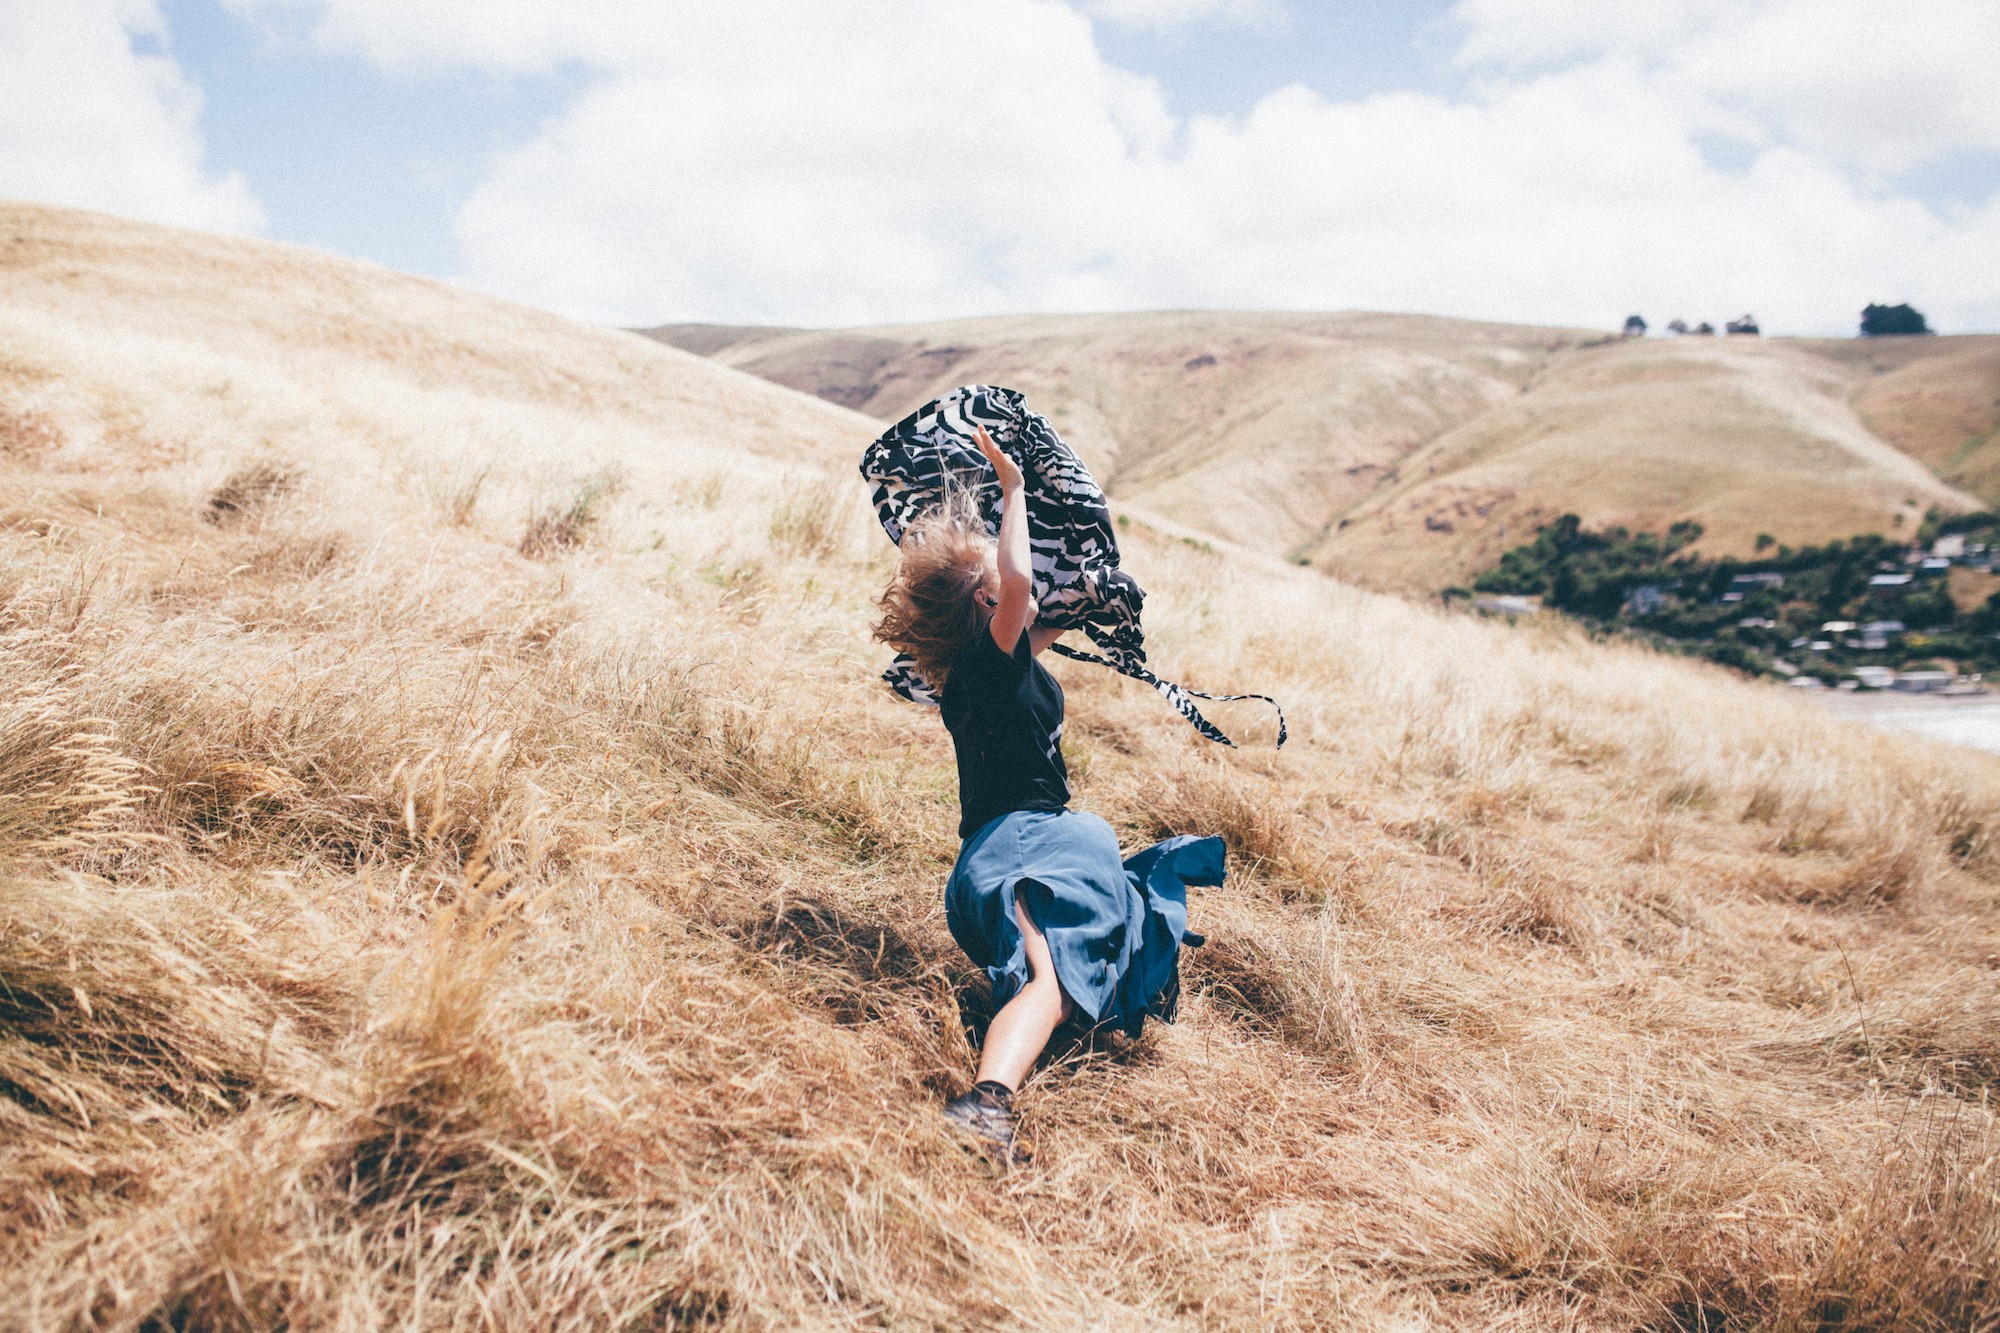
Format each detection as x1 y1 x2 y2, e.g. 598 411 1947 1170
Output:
974 894 1076 1092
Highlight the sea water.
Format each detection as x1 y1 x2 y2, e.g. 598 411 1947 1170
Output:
1818 694 2000 755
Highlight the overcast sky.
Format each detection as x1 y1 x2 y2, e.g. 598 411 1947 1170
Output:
3 0 1997 335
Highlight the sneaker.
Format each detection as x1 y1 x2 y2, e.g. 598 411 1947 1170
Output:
942 1085 1022 1160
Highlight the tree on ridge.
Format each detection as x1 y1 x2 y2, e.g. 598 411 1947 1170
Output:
1860 303 1933 336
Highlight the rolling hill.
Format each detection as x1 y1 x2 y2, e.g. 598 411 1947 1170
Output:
1829 336 2000 503
646 316 2000 593
5 201 1999 1330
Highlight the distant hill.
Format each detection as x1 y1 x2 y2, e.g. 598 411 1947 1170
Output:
643 316 1998 593
1315 334 1985 592
1815 336 2000 503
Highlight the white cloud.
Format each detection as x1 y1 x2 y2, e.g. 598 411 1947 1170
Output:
1675 0 2000 175
1453 0 2000 173
447 2 1177 327
0 0 261 232
221 0 636 73
1083 0 1285 32
238 0 2000 333
1449 0 1734 69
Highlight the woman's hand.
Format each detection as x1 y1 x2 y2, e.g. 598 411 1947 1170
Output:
977 425 1035 655
975 426 1023 493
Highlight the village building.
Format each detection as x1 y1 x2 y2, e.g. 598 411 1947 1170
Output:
1474 593 1542 616
1722 572 1783 604
1859 619 1904 650
1623 585 1668 616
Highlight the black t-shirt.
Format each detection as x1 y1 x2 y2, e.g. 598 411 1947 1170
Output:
939 628 1070 839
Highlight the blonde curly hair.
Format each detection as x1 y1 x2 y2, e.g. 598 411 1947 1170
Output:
871 503 996 690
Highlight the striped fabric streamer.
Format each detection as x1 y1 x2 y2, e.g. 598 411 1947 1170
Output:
860 384 1285 748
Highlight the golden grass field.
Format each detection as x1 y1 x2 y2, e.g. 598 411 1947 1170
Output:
1835 339 2000 507
5 201 2000 1330
650 318 2000 595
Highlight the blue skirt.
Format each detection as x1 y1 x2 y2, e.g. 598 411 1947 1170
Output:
946 808 1226 1037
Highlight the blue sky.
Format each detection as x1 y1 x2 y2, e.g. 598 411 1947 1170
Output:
1088 3 1463 116
5 0 1998 333
151 0 587 278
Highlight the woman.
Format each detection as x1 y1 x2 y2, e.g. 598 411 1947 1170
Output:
873 427 1220 1158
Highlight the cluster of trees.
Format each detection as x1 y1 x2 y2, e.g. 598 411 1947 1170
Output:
1471 515 1706 619
1459 513 2000 679
1616 304 1933 339
1622 315 1751 337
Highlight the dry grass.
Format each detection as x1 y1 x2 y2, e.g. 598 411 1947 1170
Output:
2 201 1999 1330
519 471 620 559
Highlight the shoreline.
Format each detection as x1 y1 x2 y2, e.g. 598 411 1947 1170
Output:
1812 687 2000 753
1814 686 1994 710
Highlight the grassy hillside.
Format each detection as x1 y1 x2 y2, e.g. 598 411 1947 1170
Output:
1826 337 2000 504
6 202 2000 1330
1317 335 1979 593
648 319 1992 595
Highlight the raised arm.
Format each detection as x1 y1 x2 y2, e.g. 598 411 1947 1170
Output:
976 427 1035 655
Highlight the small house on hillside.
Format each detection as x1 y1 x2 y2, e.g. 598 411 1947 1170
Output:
1725 314 1761 336
1724 571 1785 604
1869 572 1913 588
1474 594 1542 617
1624 585 1670 616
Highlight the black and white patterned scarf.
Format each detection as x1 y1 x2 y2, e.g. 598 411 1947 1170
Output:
860 385 1285 748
